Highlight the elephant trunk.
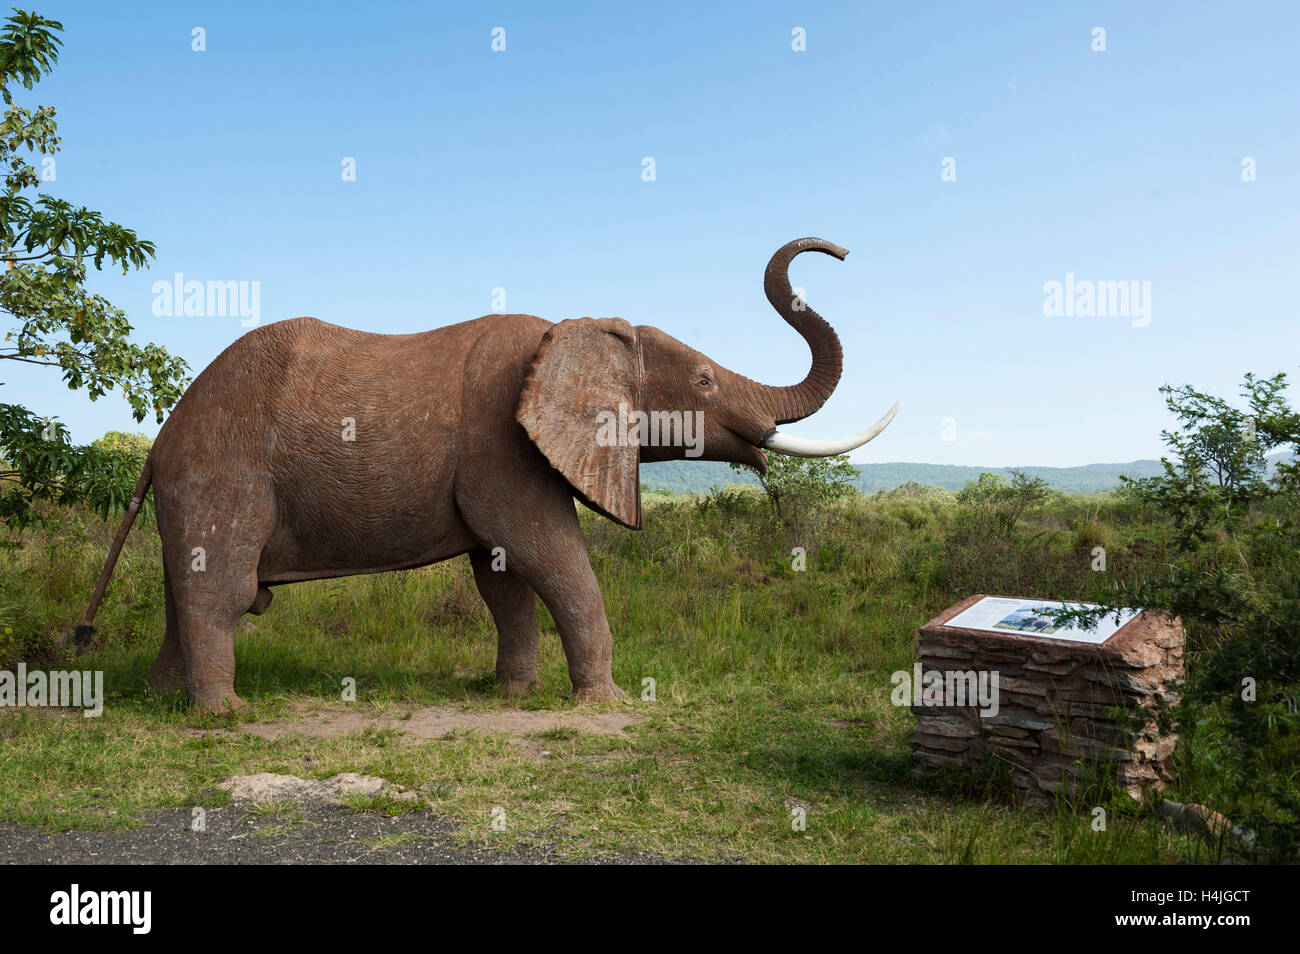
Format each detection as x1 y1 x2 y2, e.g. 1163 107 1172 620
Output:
758 237 847 425
747 237 900 459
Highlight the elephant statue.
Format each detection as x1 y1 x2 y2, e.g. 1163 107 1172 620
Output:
75 238 898 712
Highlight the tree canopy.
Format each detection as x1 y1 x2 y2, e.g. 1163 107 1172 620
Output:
0 9 187 528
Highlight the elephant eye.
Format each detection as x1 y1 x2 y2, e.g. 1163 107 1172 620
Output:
696 376 711 387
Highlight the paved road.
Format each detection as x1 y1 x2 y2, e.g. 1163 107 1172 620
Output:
0 803 681 865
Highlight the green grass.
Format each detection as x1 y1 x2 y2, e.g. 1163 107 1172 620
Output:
367 831 430 850
247 799 300 818
0 485 1244 862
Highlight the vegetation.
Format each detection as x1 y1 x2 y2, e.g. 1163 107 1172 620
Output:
730 452 858 522
1060 372 1300 861
0 11 186 530
3 381 1295 860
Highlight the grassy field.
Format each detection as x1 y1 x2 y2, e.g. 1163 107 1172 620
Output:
0 482 1244 863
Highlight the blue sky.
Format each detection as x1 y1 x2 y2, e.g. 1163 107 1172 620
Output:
10 0 1298 466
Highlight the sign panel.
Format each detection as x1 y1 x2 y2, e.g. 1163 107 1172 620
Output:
943 596 1138 644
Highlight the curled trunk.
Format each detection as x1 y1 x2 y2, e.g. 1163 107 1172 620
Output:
758 237 848 424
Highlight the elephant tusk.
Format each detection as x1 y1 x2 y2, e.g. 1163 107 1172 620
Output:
760 401 900 458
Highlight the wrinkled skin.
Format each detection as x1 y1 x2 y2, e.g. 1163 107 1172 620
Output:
77 239 869 712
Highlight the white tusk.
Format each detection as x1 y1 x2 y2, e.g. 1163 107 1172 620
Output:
761 401 900 458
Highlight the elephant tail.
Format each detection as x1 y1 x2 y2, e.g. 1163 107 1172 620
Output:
73 456 153 653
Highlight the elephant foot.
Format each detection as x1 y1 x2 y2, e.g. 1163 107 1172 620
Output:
189 685 249 715
495 671 542 697
571 680 626 703
146 658 185 693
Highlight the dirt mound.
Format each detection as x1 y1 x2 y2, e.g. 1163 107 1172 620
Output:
218 772 417 804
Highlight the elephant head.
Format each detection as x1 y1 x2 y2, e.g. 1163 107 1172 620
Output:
516 237 900 529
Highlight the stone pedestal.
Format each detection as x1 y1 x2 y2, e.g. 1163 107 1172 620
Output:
911 594 1183 806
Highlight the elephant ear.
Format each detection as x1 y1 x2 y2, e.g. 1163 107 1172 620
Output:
517 317 642 530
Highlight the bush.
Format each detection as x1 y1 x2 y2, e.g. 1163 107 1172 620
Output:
730 453 859 525
1065 372 1300 860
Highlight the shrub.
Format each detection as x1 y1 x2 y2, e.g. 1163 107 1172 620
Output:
1064 372 1300 860
730 453 859 525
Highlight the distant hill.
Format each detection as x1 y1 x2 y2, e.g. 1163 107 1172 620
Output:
641 453 1292 496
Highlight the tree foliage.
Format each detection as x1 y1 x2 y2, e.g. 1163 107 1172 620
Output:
0 10 186 528
954 469 1049 535
1066 372 1300 859
91 429 151 459
731 453 858 521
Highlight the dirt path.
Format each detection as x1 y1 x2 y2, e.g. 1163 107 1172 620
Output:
219 701 643 744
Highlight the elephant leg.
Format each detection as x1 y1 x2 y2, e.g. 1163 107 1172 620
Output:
536 560 624 701
455 418 624 701
176 608 246 713
146 565 184 692
172 559 258 713
469 548 541 695
494 515 625 702
159 492 270 714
